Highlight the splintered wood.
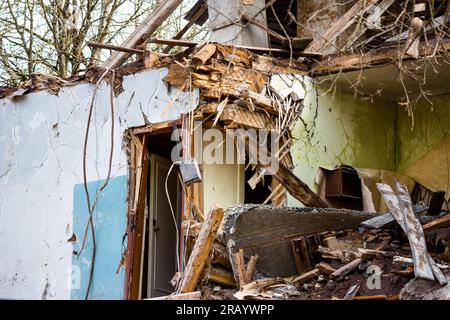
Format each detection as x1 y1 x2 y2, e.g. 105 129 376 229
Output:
178 206 224 293
160 42 324 207
377 183 447 284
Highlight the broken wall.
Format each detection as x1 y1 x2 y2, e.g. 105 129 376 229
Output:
289 81 396 207
0 68 199 299
396 95 450 198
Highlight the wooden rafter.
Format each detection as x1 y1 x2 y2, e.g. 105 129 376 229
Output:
102 0 183 70
305 0 380 54
163 2 208 53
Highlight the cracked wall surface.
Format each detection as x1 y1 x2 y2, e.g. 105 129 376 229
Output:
0 68 199 299
396 95 450 198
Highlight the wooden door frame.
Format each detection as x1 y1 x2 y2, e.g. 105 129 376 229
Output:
123 120 182 300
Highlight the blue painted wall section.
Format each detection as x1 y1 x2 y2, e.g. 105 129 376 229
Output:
71 175 127 300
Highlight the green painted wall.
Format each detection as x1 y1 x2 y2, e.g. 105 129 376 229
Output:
396 95 450 173
289 82 396 207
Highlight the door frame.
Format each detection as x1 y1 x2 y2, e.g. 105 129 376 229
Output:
123 119 182 300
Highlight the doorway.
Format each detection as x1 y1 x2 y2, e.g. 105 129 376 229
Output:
125 125 183 299
146 153 180 297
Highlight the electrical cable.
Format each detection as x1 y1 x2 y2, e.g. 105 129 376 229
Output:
165 160 182 273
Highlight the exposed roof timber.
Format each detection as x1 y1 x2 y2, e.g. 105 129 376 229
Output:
162 2 208 53
102 0 182 70
311 37 450 77
148 38 322 58
305 0 380 54
184 0 208 26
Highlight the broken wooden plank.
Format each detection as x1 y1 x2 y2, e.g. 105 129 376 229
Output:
272 162 329 208
206 267 236 287
342 0 396 50
316 262 337 275
290 268 320 284
424 214 450 230
240 89 275 112
377 183 435 281
395 183 447 284
148 38 321 58
392 256 449 270
245 255 258 284
361 213 395 229
146 291 202 300
305 0 379 54
361 204 428 229
235 249 247 289
282 37 313 51
352 295 387 300
291 237 313 275
162 2 208 53
357 248 396 259
219 106 275 129
210 242 232 269
405 17 425 59
87 42 145 55
241 14 287 42
102 0 183 69
242 277 285 292
241 129 328 207
317 246 359 263
329 258 364 280
178 206 224 293
311 38 450 76
378 183 447 284
192 44 218 64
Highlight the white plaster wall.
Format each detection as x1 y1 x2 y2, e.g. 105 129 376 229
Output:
203 164 245 214
0 68 199 299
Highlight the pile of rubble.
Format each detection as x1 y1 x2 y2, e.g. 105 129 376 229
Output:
152 182 449 300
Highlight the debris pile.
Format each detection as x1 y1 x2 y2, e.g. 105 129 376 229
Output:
154 182 449 300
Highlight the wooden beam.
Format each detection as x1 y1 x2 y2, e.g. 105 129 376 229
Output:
163 3 208 53
316 262 337 275
235 249 247 289
241 14 287 42
305 0 379 54
102 0 182 69
424 213 450 230
148 38 321 58
206 267 236 287
244 255 258 284
290 268 320 284
342 0 396 51
88 42 144 55
329 258 364 280
149 38 198 47
311 38 450 76
238 131 329 208
146 291 202 300
127 135 149 299
220 106 276 129
377 183 447 284
352 295 387 300
178 206 224 293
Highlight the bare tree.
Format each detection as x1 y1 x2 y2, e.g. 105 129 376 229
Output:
0 0 208 86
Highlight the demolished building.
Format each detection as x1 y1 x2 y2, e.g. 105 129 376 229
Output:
0 0 449 300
